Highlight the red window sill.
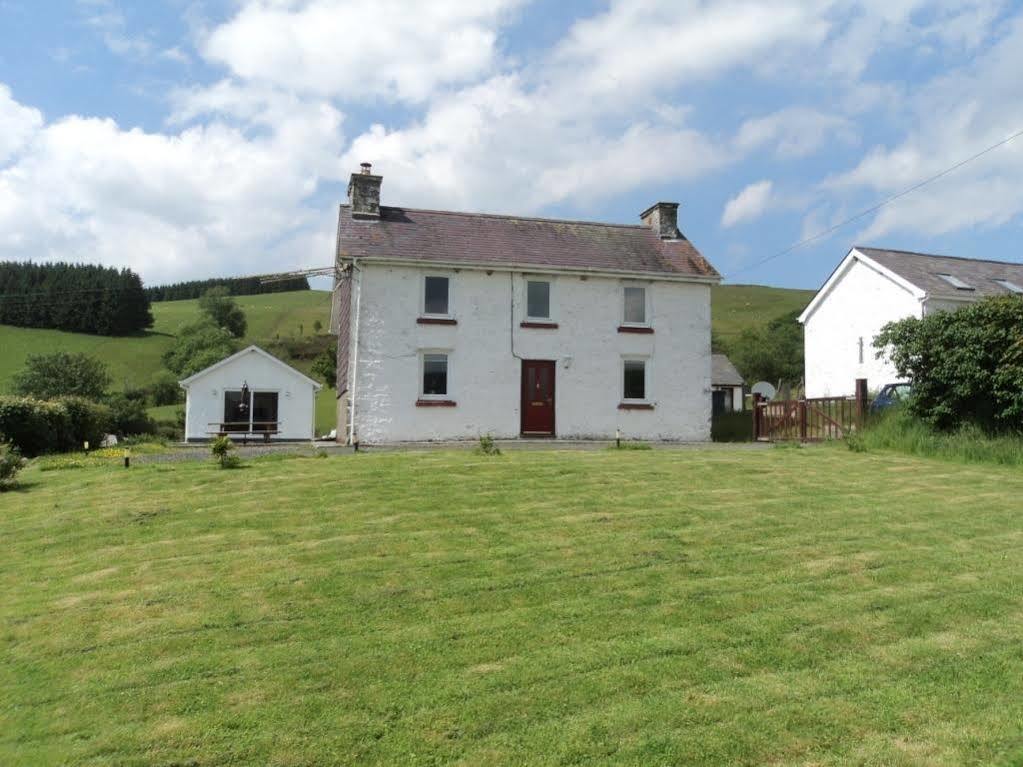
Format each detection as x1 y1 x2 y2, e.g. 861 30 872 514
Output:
618 402 654 410
417 317 457 325
416 399 457 407
618 325 654 334
520 321 559 329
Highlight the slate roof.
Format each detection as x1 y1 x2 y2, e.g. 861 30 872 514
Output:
336 205 719 280
858 247 1023 301
712 354 744 387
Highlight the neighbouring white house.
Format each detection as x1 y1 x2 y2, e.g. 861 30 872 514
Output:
330 164 721 443
799 246 1023 397
711 354 744 414
179 345 322 441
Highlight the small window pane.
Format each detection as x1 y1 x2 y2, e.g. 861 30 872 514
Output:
424 276 449 315
624 360 646 400
527 280 550 319
624 286 646 324
995 279 1023 294
423 354 448 395
936 273 973 291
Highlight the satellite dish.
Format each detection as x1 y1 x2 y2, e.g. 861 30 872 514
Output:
751 381 777 401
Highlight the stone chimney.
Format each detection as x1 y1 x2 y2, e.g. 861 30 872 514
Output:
639 202 680 239
347 162 382 218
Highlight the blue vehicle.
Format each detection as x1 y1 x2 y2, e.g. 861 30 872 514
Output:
871 382 912 413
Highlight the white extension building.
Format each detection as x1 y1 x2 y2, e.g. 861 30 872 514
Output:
179 345 322 441
330 164 721 443
799 246 1023 397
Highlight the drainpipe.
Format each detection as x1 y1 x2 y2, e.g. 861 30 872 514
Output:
348 259 363 446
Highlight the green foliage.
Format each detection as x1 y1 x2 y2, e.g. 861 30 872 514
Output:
0 396 111 456
609 441 652 450
725 309 803 387
146 275 309 302
875 296 1023 431
858 407 1023 467
845 431 867 453
12 352 111 400
711 412 752 442
0 260 152 335
148 371 183 406
105 394 157 437
162 321 240 377
211 435 241 468
0 443 25 489
198 286 248 338
313 319 323 334
311 347 337 389
475 434 502 456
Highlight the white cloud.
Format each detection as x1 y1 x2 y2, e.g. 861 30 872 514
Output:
0 85 43 164
202 0 525 103
0 85 346 285
735 107 858 158
721 180 774 228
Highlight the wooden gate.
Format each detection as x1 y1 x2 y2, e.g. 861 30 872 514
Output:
753 379 867 442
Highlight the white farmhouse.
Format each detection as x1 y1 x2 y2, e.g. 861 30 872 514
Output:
799 246 1023 397
330 164 721 443
180 345 322 441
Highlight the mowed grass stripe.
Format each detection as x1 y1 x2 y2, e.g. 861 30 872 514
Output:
2 448 1022 765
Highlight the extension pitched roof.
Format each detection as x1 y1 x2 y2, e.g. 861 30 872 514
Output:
178 345 323 389
336 205 719 281
856 247 1023 301
712 354 744 387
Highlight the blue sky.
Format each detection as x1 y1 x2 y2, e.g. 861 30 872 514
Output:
1 0 1022 290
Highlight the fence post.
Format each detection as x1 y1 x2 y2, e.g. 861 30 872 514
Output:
855 378 868 428
798 399 807 442
752 393 762 441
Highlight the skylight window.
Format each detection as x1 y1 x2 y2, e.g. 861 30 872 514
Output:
994 279 1023 294
936 273 974 291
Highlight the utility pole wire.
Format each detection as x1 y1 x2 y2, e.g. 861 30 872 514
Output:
726 126 1023 279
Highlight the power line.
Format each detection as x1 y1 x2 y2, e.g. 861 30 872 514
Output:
726 126 1023 279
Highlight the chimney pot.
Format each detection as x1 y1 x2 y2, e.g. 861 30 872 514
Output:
639 202 680 239
348 163 382 218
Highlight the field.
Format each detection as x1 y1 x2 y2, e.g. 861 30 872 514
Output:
3 447 1021 766
711 283 814 343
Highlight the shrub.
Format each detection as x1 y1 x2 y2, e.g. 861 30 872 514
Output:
60 396 112 449
162 320 240 377
211 435 241 468
475 434 502 456
12 352 111 401
711 412 753 442
105 394 157 437
0 397 70 456
0 444 25 490
148 372 183 406
199 286 247 338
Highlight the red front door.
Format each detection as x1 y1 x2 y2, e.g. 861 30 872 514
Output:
521 360 556 436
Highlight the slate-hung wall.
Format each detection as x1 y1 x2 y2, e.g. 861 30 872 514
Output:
351 263 713 442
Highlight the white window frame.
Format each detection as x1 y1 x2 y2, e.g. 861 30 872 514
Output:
525 277 554 322
419 349 452 400
621 356 651 403
422 274 453 319
621 283 650 327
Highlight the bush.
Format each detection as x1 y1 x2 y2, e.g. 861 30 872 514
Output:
162 320 240 377
475 434 501 456
711 411 753 442
211 435 241 468
199 286 247 338
0 444 25 490
12 352 111 401
0 396 112 456
105 394 157 438
148 372 183 406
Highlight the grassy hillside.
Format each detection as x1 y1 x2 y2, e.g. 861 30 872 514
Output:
0 285 812 434
711 283 814 343
3 448 1022 765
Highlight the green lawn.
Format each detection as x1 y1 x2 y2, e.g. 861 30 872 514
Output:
3 447 1021 766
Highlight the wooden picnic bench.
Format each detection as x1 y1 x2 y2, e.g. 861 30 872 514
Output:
207 421 280 444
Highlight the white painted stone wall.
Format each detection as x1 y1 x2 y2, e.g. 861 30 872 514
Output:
803 258 922 397
183 349 320 440
348 264 713 442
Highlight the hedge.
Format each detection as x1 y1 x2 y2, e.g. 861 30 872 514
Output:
0 396 112 457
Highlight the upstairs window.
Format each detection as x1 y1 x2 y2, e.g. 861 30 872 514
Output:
424 276 450 316
994 278 1023 294
936 273 974 291
623 286 647 325
422 353 448 396
623 359 647 400
526 280 551 320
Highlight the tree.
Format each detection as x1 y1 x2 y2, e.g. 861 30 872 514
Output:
162 321 240 377
313 319 323 334
311 346 336 388
198 286 247 338
13 352 111 400
875 296 1023 432
726 309 803 387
